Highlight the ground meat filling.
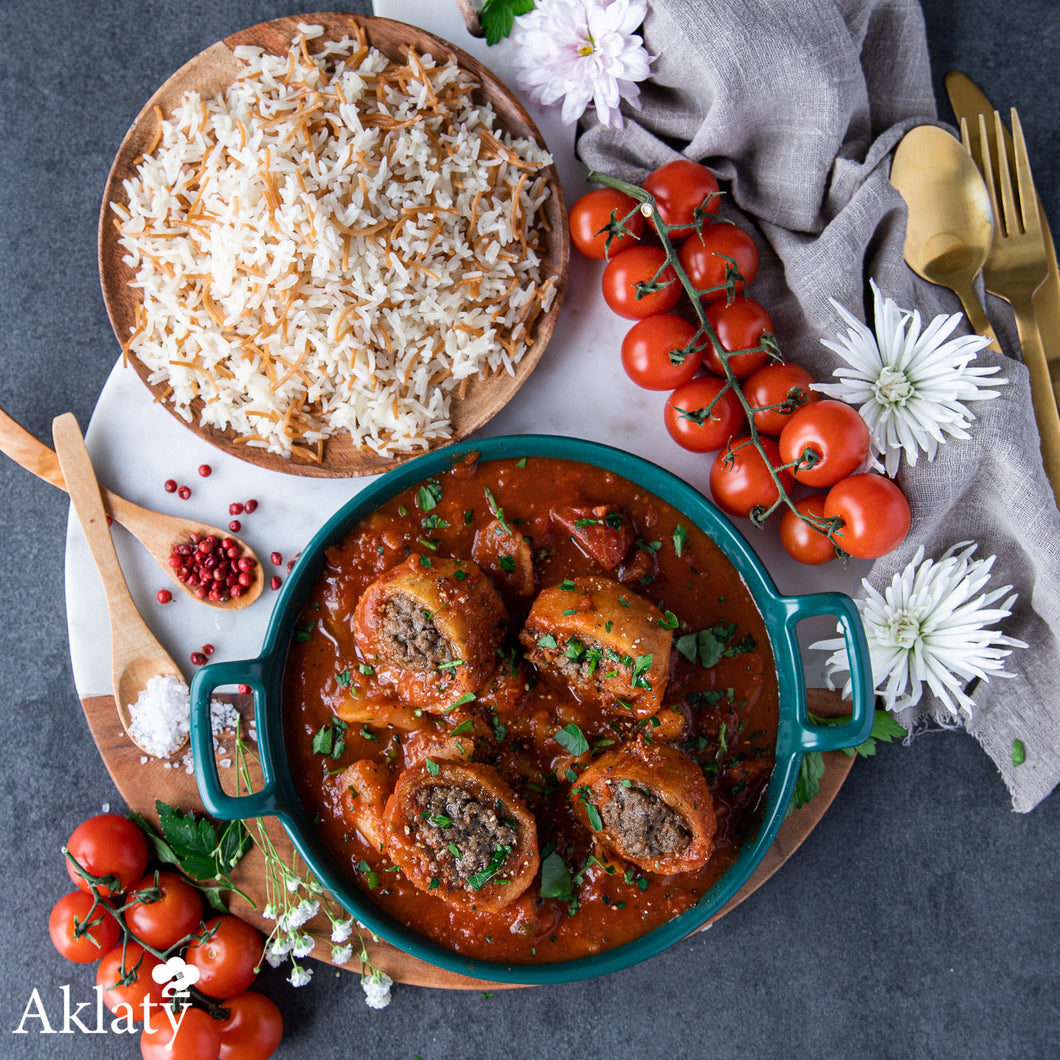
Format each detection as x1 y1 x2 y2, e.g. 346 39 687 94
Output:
380 592 455 672
600 782 691 859
414 785 517 887
552 636 620 684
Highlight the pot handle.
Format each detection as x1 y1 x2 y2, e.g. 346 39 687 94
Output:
190 658 284 821
782 591 874 753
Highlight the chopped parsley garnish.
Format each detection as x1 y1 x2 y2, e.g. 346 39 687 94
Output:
430 815 452 829
416 481 443 512
553 723 589 756
451 719 475 737
425 758 441 776
335 668 352 687
658 610 679 630
467 845 512 891
295 621 314 643
560 578 577 591
483 487 512 534
499 554 516 573
537 633 558 649
539 850 572 899
312 718 347 759
673 524 687 557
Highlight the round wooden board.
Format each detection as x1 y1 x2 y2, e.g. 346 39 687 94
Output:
80 687 855 990
98 12 569 479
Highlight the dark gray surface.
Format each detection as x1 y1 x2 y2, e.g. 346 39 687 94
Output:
1 2 1057 1058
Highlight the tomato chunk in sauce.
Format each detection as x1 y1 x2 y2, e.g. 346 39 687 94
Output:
283 456 778 964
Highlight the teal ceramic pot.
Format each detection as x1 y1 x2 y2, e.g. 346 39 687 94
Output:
191 435 872 985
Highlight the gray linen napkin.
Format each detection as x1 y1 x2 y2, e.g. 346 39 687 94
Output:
577 0 1060 811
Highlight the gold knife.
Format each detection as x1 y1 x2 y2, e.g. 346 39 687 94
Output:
945 70 1060 407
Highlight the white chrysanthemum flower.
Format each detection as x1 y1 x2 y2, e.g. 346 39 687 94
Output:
816 280 1005 476
811 541 1026 717
331 943 354 965
288 963 313 988
330 918 354 944
509 0 652 129
362 970 393 1010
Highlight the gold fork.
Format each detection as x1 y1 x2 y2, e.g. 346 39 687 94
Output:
961 109 1060 503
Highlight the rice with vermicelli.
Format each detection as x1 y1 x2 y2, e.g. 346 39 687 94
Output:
112 22 557 461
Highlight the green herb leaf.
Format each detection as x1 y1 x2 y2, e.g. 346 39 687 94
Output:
480 0 534 46
585 803 603 831
1012 739 1026 767
466 844 512 891
537 633 558 649
425 758 440 776
416 481 443 512
451 719 475 737
673 524 687 557
553 723 589 756
152 801 251 889
539 850 572 899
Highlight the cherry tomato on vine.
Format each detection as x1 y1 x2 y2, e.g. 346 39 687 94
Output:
621 314 703 390
708 435 794 519
141 1005 222 1060
677 223 759 300
703 297 774 378
601 245 681 319
97 942 165 1017
824 474 911 559
185 915 263 999
779 495 839 565
642 159 721 238
664 375 745 452
125 871 204 951
49 891 121 963
743 361 818 436
778 399 870 487
65 813 149 897
569 187 645 260
218 991 285 1060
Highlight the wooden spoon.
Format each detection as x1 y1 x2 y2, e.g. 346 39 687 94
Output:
52 413 189 757
890 124 1001 351
0 405 264 609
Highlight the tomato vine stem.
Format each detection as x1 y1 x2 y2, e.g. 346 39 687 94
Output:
586 168 845 546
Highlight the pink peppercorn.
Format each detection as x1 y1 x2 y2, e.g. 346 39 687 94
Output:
156 589 172 604
190 651 207 666
164 479 177 493
229 520 241 533
178 485 191 500
243 499 259 513
270 576 282 591
198 464 212 477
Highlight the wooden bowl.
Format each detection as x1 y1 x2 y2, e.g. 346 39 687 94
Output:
98 12 569 478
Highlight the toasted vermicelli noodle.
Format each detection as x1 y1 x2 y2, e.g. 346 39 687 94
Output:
114 22 557 461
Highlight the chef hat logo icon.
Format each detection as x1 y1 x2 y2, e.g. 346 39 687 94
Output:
150 956 201 998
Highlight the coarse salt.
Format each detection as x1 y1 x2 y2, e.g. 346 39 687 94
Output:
127 674 191 757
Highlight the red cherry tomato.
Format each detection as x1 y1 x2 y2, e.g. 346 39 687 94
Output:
569 187 645 260
642 159 721 238
779 495 838 565
141 1005 222 1060
709 436 794 519
185 916 263 999
743 362 818 436
125 871 205 951
778 399 870 487
601 245 681 319
664 376 745 452
824 474 911 559
677 223 759 300
66 814 149 897
97 943 166 1017
621 315 703 390
218 991 285 1060
49 891 121 963
703 297 774 378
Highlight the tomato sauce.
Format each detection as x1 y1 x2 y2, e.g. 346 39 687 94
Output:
282 455 778 964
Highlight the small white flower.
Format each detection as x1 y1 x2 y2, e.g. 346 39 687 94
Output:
816 280 1005 476
281 899 319 931
331 943 354 964
262 904 279 921
288 963 314 988
362 970 393 1010
285 874 301 894
290 931 316 959
811 541 1026 717
330 918 354 944
267 936 293 959
509 0 652 129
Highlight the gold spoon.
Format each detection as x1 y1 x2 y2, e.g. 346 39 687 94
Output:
52 413 189 758
0 405 264 609
890 123 1001 351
